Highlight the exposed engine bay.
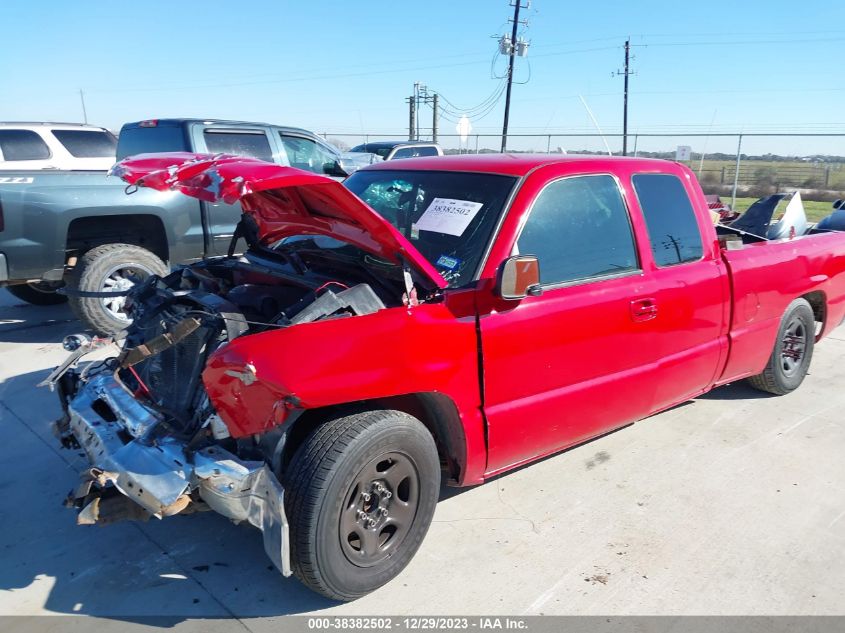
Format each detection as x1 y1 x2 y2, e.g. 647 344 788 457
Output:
46 247 409 576
112 251 394 439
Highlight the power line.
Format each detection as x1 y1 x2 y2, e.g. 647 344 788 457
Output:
436 85 506 125
430 79 506 116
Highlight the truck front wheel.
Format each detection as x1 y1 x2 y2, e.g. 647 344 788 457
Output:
68 243 168 336
284 410 440 601
747 297 815 395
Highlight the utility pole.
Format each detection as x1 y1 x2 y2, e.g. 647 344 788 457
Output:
406 84 417 141
614 39 640 156
407 84 439 142
432 93 439 144
415 82 421 140
500 1 528 153
622 39 630 155
79 89 88 125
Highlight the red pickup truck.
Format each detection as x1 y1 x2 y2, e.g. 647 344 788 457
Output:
50 152 845 601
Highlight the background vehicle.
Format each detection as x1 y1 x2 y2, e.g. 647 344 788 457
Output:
814 199 845 232
349 140 443 160
0 122 116 172
52 152 845 601
0 118 371 333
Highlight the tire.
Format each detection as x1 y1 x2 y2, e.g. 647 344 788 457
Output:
68 243 168 336
746 297 815 395
285 410 440 601
6 282 68 306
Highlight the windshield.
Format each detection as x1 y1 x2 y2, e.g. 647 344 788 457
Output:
343 169 517 287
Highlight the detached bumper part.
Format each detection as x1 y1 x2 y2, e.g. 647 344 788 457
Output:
62 372 291 576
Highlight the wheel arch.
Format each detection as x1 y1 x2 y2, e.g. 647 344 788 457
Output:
800 290 827 340
66 214 170 265
279 392 468 486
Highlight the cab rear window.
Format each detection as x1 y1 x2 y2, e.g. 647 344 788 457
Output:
117 126 188 160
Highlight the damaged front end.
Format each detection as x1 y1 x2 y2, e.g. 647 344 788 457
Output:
49 269 296 574
49 255 395 577
57 369 290 572
46 152 445 578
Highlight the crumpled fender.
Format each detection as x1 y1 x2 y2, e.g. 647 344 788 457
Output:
202 301 480 439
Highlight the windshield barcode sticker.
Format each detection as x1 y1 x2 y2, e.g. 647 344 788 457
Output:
415 198 484 237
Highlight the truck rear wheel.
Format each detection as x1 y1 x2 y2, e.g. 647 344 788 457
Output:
6 282 68 306
68 243 168 336
746 297 815 395
284 410 440 601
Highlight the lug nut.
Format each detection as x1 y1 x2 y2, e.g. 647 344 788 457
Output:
380 507 388 516
383 491 392 499
361 492 371 502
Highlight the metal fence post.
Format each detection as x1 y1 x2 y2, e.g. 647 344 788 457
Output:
633 135 639 157
547 135 551 154
731 134 743 209
475 135 480 154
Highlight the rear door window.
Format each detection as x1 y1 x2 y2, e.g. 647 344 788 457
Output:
0 130 51 161
632 174 703 266
279 134 339 174
51 130 116 157
517 174 639 286
203 130 273 161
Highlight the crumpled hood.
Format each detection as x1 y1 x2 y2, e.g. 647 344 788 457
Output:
111 152 446 289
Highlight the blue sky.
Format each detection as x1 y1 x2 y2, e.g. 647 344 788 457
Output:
1 0 843 154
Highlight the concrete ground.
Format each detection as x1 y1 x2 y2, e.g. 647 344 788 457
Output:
1 288 844 627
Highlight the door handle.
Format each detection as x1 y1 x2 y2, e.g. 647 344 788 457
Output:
630 297 658 322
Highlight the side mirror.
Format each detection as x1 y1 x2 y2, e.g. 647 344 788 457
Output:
325 160 351 177
496 255 542 300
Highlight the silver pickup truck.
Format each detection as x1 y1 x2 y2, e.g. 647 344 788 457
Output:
0 118 371 334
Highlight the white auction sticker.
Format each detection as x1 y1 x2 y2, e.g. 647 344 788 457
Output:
415 198 484 237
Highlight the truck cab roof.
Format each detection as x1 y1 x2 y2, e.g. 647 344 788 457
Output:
120 119 316 136
362 152 671 176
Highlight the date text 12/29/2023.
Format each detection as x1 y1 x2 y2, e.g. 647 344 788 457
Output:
307 617 528 630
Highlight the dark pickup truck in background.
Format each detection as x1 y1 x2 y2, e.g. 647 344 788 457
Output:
0 118 371 334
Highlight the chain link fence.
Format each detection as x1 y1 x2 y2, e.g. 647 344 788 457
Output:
323 132 845 219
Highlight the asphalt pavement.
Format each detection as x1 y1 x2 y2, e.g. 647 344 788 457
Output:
1 288 844 628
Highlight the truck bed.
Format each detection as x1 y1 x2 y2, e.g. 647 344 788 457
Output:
719 231 845 382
